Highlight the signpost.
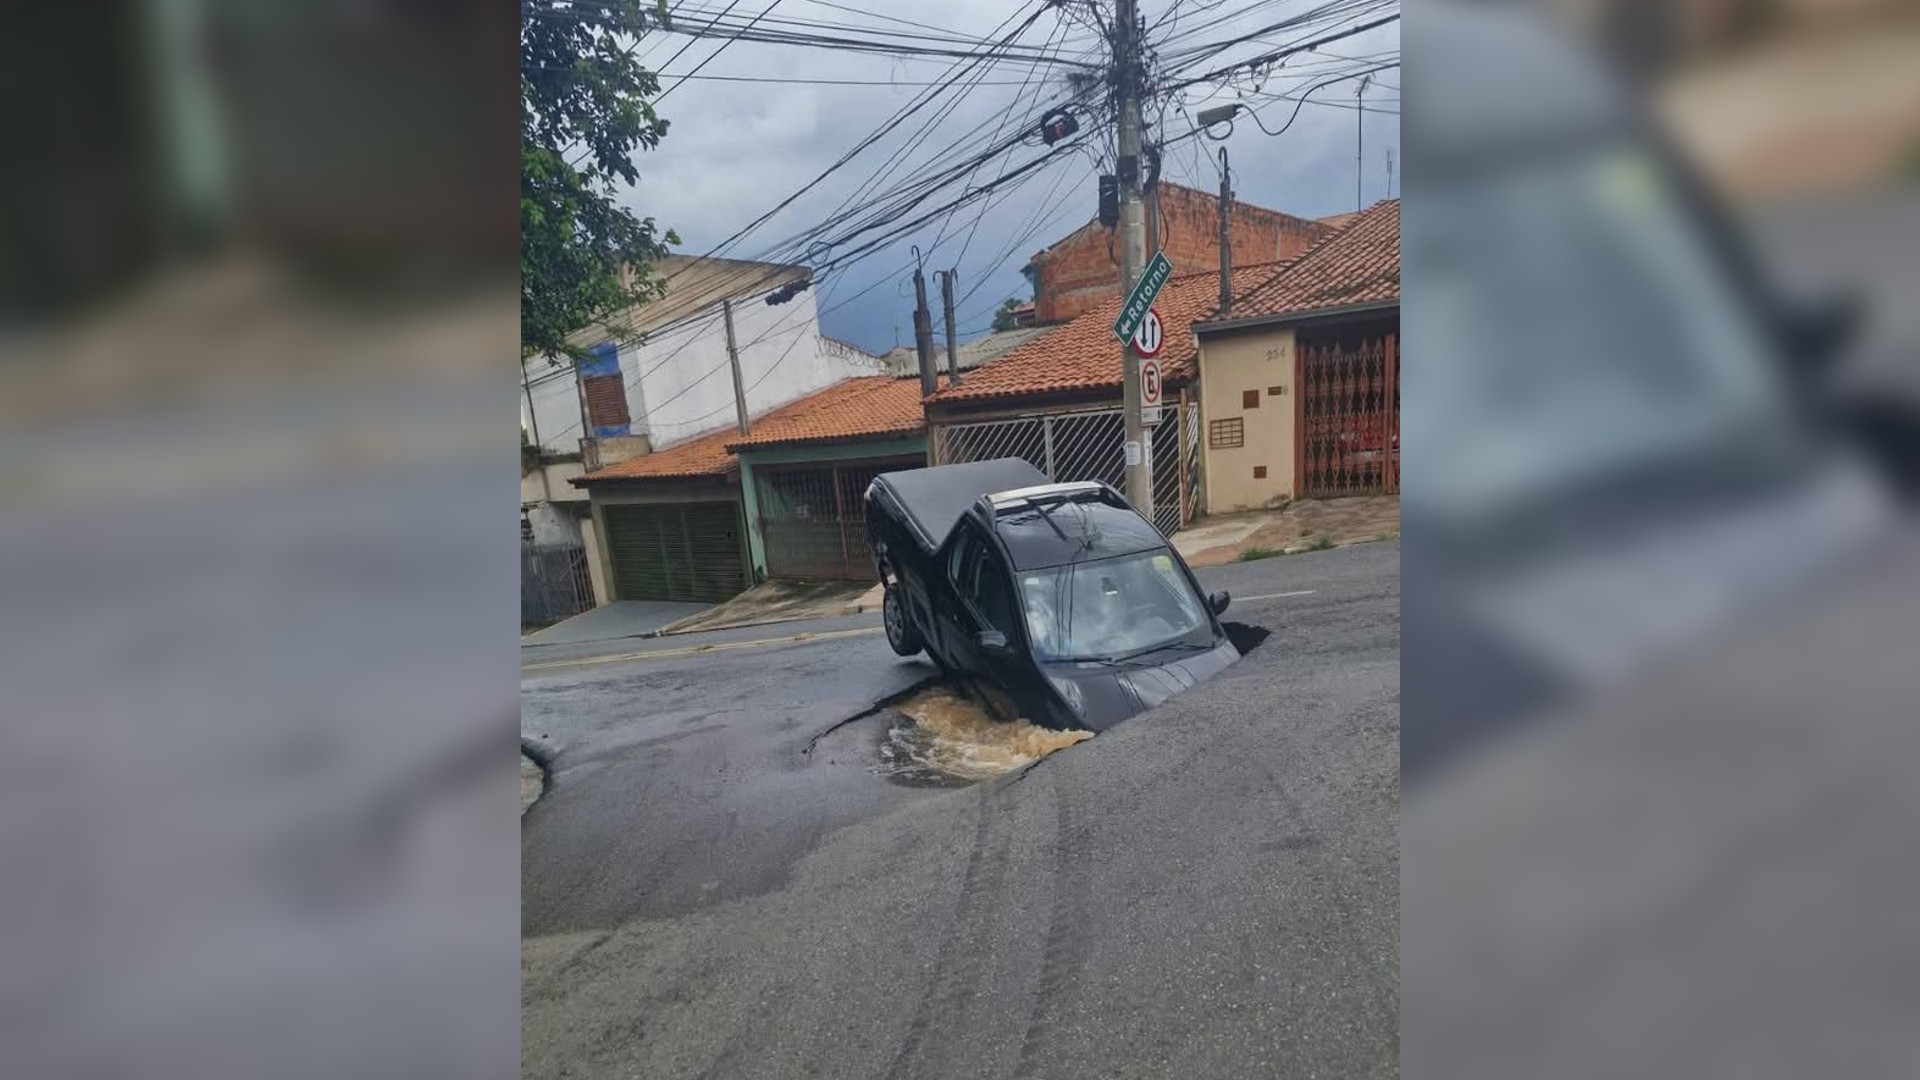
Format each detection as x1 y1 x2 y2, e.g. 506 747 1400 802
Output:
1140 355 1162 426
1113 249 1173 345
1131 306 1163 358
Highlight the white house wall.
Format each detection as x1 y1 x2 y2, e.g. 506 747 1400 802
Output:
633 290 881 446
520 285 883 456
523 357 586 455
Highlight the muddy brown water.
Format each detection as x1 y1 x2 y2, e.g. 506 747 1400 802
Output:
875 684 1092 785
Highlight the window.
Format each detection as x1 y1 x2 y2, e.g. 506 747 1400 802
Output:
1242 389 1261 409
1253 466 1268 479
1209 417 1245 449
1268 385 1285 396
1019 549 1209 661
947 530 978 593
580 343 630 436
950 528 1017 637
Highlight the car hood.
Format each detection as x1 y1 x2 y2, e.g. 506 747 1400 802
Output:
1045 638 1242 732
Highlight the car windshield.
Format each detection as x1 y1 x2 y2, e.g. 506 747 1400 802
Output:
1407 145 1791 516
1018 549 1209 662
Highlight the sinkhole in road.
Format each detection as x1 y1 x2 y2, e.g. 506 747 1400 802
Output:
852 623 1271 786
1222 621 1271 654
874 684 1091 787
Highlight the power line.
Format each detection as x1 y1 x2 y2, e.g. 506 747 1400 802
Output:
1157 12 1400 93
656 0 787 102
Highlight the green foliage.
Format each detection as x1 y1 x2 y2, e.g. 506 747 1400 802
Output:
1302 535 1336 551
522 0 678 361
1236 546 1284 562
990 297 1024 333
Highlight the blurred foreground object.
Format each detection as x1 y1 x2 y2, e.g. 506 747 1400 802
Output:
2 0 511 326
1530 0 1920 201
1404 1 1920 1076
0 3 520 1079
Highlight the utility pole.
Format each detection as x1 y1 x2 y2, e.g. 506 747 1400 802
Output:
1386 148 1395 199
1115 0 1153 515
722 298 749 435
1217 146 1232 317
938 269 961 387
911 258 937 398
1355 74 1372 212
523 368 552 501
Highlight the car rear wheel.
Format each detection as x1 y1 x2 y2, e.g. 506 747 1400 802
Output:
882 582 923 656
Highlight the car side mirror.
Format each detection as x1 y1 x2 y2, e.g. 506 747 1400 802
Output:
976 629 1011 654
1208 591 1231 616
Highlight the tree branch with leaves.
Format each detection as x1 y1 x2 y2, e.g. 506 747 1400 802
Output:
521 0 678 362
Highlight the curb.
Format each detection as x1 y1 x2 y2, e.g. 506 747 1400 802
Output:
654 605 872 638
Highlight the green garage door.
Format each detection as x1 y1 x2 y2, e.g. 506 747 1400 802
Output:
603 502 749 604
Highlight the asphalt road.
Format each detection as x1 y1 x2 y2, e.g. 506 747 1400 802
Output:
522 542 1399 1080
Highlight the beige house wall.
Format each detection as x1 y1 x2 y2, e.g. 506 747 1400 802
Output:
1198 326 1297 513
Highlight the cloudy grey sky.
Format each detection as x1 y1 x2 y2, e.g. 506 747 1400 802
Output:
620 0 1400 353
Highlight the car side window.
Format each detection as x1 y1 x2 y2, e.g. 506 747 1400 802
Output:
971 555 1018 639
960 526 1021 634
947 529 979 599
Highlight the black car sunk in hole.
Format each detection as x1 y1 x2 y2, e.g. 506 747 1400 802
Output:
865 458 1240 732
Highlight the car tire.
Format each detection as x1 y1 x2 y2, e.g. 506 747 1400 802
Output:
882 582 923 656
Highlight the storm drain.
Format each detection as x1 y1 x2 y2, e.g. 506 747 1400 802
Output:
874 684 1091 787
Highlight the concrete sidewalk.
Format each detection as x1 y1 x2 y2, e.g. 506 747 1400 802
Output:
1178 496 1399 567
655 579 884 636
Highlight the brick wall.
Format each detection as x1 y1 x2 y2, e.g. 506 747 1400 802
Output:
1029 184 1335 324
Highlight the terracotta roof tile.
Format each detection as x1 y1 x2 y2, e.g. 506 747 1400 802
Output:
579 375 937 482
576 425 740 482
1218 200 1398 323
726 374 930 451
925 261 1287 405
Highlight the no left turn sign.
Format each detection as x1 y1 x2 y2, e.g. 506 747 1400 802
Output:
1131 306 1163 358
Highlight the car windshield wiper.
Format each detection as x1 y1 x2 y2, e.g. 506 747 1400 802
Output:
1077 639 1216 665
1028 499 1071 543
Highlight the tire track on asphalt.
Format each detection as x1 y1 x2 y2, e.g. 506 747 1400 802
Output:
1012 769 1094 1080
881 795 1017 1080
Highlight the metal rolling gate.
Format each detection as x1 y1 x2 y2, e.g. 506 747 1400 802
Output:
927 396 1201 534
754 460 916 579
1298 333 1399 497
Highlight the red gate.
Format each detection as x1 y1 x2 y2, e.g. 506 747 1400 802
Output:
1297 332 1399 497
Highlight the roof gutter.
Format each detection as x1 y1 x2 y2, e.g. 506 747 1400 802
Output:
1193 298 1397 338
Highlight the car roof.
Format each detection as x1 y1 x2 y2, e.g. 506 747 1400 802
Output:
869 458 1051 554
989 493 1168 571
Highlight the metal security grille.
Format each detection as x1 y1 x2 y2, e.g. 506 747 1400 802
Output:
755 460 915 579
928 398 1200 534
521 541 594 627
1299 333 1399 496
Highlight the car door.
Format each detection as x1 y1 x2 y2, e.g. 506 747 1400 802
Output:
942 522 1032 721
